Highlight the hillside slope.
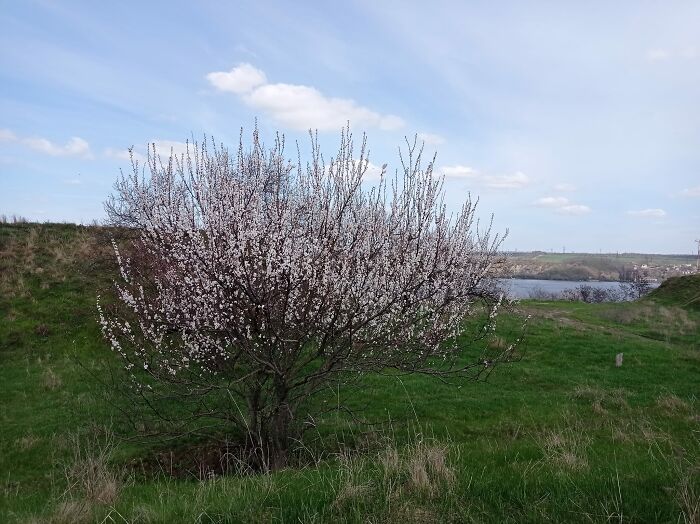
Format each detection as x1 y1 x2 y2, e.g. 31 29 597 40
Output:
647 274 700 310
1 223 698 523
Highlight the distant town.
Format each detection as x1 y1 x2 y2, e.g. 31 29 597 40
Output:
504 252 699 282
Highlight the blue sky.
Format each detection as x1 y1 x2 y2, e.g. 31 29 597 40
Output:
1 1 698 253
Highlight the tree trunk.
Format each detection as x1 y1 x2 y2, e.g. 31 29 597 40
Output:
246 381 293 471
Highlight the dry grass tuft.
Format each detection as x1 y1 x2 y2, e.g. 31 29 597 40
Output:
610 421 634 443
657 394 690 413
42 368 63 391
34 431 123 523
61 432 122 508
333 480 371 507
676 474 700 524
334 451 370 508
572 384 603 400
638 424 671 445
418 444 454 487
332 435 457 515
16 434 40 451
5 308 18 322
49 500 93 524
538 425 590 472
488 336 507 350
380 446 400 476
395 505 439 523
393 441 455 495
572 385 629 414
409 458 430 491
592 400 607 415
65 457 121 506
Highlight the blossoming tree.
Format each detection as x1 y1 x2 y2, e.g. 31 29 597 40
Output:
100 128 514 470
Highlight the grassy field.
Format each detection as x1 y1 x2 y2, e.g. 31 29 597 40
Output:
1 224 699 523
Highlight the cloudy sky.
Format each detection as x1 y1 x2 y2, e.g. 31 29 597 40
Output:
1 1 699 253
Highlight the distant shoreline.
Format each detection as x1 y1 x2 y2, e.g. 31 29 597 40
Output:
507 275 624 283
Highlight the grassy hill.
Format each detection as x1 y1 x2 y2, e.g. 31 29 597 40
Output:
647 274 700 311
1 224 698 523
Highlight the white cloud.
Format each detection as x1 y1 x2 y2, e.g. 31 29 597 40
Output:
22 136 92 158
417 132 445 145
438 165 530 190
440 165 478 178
627 208 666 217
534 196 570 208
681 46 698 59
106 141 194 164
364 161 385 180
647 49 670 61
533 196 590 215
0 129 17 141
104 147 146 163
559 204 591 215
0 129 92 158
206 63 267 95
206 63 404 132
483 171 530 189
681 186 700 197
151 140 192 159
647 47 698 62
359 160 386 181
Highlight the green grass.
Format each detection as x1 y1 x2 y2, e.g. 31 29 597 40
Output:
1 224 699 523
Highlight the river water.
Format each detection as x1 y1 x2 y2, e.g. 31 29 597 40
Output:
497 278 658 300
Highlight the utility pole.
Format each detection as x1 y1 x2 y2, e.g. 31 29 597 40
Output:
696 239 700 272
